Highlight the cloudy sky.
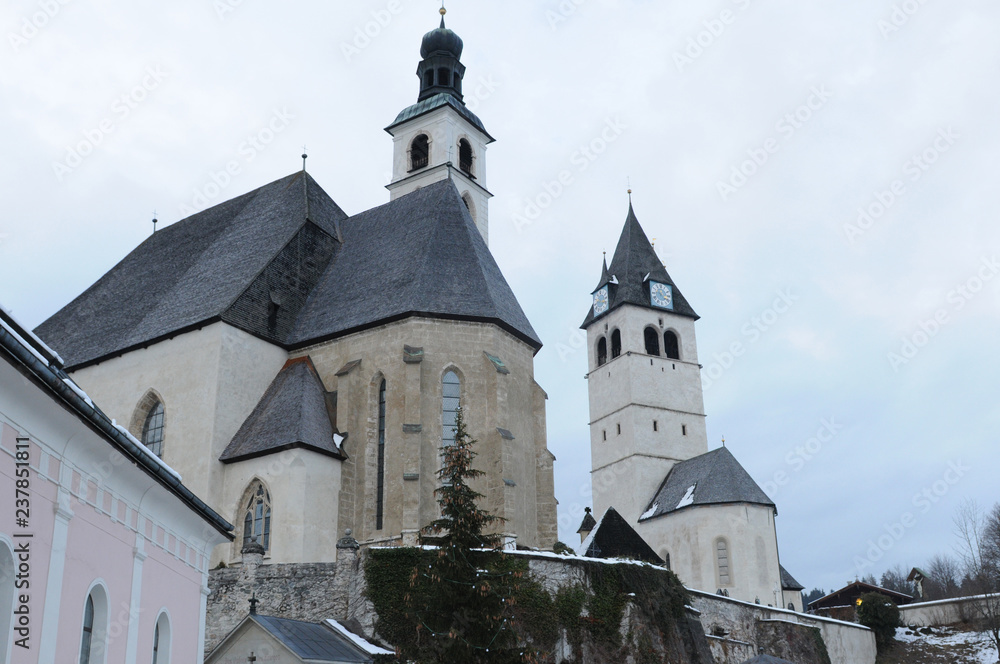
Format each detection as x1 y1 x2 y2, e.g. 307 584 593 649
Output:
2 0 998 595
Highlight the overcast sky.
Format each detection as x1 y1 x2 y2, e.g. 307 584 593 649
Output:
2 0 998 595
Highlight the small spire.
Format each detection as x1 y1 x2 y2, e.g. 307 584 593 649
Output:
151 211 158 234
722 436 726 447
248 592 259 615
302 146 308 173
440 1 446 27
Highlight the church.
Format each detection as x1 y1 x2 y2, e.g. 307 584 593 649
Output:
579 203 804 611
33 7 803 613
35 8 557 568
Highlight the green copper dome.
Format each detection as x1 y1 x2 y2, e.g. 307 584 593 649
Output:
420 17 463 59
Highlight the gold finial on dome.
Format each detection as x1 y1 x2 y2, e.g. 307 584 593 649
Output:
440 1 446 16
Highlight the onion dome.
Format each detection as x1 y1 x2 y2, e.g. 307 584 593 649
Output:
420 13 464 59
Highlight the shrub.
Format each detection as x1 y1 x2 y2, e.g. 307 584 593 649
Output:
856 592 900 654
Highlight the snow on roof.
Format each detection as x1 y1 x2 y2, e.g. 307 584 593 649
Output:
324 619 395 656
62 377 94 407
112 419 183 482
676 484 696 509
0 303 66 365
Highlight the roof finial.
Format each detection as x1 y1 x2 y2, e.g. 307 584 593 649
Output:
627 176 632 201
248 592 259 615
440 1 447 27
302 146 308 173
722 435 726 447
151 211 158 234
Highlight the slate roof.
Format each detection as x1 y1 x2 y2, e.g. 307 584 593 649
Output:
289 179 540 349
581 203 698 328
386 92 494 141
639 447 775 522
220 357 342 463
780 565 805 592
578 507 663 564
253 615 372 663
35 172 346 368
36 174 540 369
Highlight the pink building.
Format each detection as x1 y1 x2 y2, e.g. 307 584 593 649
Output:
1 306 233 664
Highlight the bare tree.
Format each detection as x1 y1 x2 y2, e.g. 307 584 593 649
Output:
880 564 917 597
954 500 1000 661
924 554 962 600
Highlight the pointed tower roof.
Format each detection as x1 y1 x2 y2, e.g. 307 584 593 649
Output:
576 507 597 534
220 357 343 463
581 203 698 328
592 255 612 293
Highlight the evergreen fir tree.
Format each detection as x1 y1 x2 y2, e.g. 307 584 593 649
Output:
403 405 531 663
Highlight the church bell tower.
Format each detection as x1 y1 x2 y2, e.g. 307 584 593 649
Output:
386 7 494 243
583 202 709 525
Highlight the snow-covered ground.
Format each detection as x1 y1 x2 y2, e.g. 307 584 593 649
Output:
896 626 999 664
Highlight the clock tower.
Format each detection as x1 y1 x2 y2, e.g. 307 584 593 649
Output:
582 202 709 525
386 8 494 244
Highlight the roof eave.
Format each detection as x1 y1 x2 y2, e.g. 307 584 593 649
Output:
220 441 346 465
0 323 234 539
639 499 777 523
292 310 542 355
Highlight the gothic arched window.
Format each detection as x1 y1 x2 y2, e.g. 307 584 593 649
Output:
142 401 165 458
664 331 680 360
644 327 660 356
410 134 429 171
596 337 608 367
243 483 272 551
610 329 622 359
458 139 474 177
442 371 461 454
376 379 386 531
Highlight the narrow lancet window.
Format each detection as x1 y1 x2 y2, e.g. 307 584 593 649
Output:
376 379 386 531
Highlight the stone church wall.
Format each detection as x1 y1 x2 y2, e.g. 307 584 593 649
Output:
206 547 874 664
689 589 876 664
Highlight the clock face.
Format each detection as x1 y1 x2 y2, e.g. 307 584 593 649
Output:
593 286 609 315
650 281 674 310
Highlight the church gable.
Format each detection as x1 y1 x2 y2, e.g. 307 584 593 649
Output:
222 220 340 344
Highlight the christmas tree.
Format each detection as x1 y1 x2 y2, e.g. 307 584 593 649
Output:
404 405 532 663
